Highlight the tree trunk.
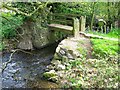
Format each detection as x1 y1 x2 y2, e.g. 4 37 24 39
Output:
90 2 96 31
18 20 33 50
80 16 86 32
118 2 120 28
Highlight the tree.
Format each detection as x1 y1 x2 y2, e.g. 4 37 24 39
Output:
1 2 51 49
90 2 96 31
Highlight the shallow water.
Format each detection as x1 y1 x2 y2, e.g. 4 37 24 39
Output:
2 43 59 88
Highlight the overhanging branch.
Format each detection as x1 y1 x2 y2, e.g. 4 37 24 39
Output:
2 3 46 17
2 4 31 17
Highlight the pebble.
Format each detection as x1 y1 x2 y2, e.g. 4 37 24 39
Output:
57 64 65 70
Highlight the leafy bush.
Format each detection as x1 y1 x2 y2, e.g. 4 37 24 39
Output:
91 39 118 58
1 12 24 38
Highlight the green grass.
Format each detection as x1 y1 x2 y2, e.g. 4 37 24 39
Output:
64 36 118 88
64 38 119 88
87 28 119 39
77 41 87 58
77 47 87 58
91 39 118 58
106 28 120 38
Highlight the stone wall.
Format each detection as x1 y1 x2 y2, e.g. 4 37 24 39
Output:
18 16 65 49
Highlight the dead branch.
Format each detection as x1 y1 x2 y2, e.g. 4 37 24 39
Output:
2 49 32 73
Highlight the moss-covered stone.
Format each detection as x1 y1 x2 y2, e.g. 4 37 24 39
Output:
43 70 57 79
51 59 61 65
48 76 59 83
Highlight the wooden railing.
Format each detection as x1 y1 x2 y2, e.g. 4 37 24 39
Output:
48 13 86 38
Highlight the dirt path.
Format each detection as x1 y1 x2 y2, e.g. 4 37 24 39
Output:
80 32 118 41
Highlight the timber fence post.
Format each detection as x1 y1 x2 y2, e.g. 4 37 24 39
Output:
80 16 86 32
73 17 79 38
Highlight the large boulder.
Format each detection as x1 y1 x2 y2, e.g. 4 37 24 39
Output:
43 37 84 83
53 37 82 60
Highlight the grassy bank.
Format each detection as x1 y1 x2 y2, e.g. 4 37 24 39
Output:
63 30 119 88
91 39 118 59
87 28 119 38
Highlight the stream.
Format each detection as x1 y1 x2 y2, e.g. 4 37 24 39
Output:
1 43 59 89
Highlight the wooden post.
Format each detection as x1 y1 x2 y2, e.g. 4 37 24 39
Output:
80 16 86 32
115 21 118 29
104 25 106 34
111 24 113 30
73 18 79 38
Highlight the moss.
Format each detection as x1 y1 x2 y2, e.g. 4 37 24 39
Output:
43 71 57 79
77 47 87 58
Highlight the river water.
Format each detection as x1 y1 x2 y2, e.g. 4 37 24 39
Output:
1 43 59 88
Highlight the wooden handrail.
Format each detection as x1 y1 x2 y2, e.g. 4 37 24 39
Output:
48 13 74 26
48 17 80 38
49 13 81 18
49 19 73 25
49 14 73 19
48 13 86 38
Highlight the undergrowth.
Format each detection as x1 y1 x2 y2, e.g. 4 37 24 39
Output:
87 28 119 38
63 30 119 88
0 12 24 39
64 57 118 88
91 39 118 59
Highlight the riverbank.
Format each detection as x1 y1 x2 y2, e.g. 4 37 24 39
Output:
1 32 119 89
43 34 118 88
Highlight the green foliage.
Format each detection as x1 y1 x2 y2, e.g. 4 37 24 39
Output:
87 28 119 38
69 59 82 68
77 47 87 58
107 28 120 38
77 41 87 58
11 2 37 14
64 57 118 88
1 12 24 38
63 31 118 88
51 2 118 26
87 59 118 88
52 2 92 16
0 42 4 51
64 59 84 88
43 72 56 79
91 39 118 58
